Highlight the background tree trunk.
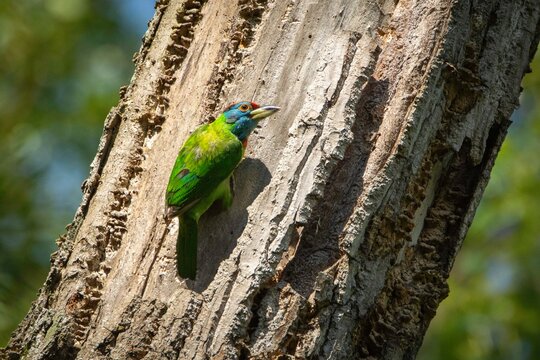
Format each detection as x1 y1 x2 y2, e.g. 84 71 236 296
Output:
3 0 539 359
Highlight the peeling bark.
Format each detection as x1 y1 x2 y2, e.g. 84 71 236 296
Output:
3 0 539 359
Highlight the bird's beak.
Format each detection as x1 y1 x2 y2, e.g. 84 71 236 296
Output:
250 105 280 121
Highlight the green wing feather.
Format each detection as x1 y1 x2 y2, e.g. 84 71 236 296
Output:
166 125 208 211
166 121 243 213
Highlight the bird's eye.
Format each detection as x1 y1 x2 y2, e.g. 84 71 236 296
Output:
239 104 251 112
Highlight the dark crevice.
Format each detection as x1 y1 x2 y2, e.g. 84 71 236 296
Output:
283 71 388 297
246 288 268 337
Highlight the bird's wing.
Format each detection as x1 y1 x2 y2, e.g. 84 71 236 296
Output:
166 124 243 213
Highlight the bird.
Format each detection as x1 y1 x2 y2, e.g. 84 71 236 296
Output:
165 101 280 279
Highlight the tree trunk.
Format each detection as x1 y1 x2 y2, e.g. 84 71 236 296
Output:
3 0 539 359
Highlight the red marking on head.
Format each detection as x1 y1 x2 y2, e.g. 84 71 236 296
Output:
250 102 260 109
242 139 248 149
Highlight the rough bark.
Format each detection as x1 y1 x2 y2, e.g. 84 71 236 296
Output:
3 0 539 359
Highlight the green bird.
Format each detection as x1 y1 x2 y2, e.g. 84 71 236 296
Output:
166 101 280 279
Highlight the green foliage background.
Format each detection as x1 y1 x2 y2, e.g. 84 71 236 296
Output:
0 1 538 358
0 0 151 346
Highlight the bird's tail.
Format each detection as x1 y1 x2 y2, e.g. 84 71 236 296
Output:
177 214 198 280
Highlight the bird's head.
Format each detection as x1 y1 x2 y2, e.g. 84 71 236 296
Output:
222 101 280 141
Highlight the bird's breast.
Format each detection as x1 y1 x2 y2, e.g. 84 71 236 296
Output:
193 130 238 161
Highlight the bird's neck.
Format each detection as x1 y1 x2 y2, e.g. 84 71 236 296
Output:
231 118 256 141
213 113 256 142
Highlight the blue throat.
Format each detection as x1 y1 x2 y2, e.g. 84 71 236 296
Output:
231 117 257 141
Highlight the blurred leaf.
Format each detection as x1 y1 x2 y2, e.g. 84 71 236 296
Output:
0 0 153 346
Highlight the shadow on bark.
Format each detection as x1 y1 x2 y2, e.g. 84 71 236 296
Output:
282 78 390 298
189 157 271 292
